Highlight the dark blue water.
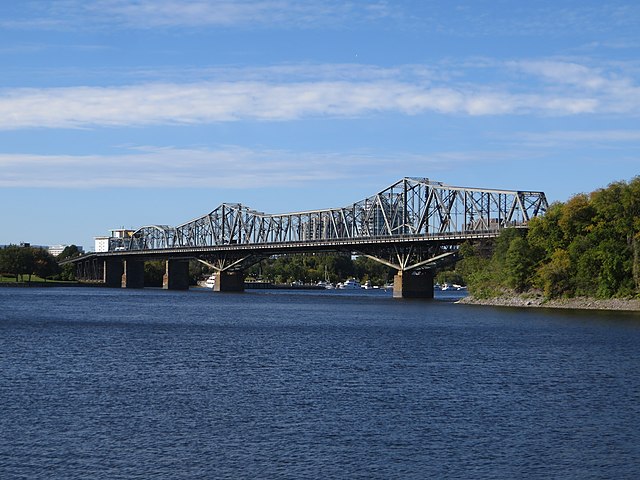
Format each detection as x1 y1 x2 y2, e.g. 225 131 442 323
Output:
1 287 639 479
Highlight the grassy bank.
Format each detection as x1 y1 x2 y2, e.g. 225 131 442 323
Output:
0 274 79 286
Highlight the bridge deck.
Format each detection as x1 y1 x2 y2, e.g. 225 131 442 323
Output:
65 228 505 264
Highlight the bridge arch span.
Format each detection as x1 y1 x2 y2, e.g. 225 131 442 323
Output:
129 225 177 250
129 177 548 251
70 178 548 298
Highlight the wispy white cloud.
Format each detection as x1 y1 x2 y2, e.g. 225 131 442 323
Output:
0 144 485 189
5 0 396 30
95 0 379 28
425 3 640 38
0 60 636 130
2 137 634 194
512 60 608 89
2 61 637 129
5 1 639 39
512 129 640 148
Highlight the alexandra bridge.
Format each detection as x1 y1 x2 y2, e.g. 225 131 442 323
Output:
69 177 548 298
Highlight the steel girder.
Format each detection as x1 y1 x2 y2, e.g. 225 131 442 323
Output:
129 225 177 250
358 241 460 273
128 178 548 255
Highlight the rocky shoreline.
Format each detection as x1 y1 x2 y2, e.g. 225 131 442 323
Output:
457 294 640 312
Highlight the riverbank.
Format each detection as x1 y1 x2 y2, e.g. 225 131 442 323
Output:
458 294 640 312
196 280 326 290
0 280 97 288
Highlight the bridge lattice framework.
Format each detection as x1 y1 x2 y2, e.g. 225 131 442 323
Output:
127 177 548 274
70 178 547 297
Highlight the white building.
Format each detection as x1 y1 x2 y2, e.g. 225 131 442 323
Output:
94 229 135 252
94 237 110 253
48 244 84 257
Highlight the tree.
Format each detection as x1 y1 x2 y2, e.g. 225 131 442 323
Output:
537 249 573 298
527 202 566 258
0 245 33 281
445 177 639 300
568 235 599 297
1 246 63 282
558 193 595 243
32 248 60 281
189 260 207 285
456 241 497 298
621 177 640 292
505 236 534 292
56 263 76 281
57 245 82 260
595 240 633 297
144 261 165 287
353 256 394 285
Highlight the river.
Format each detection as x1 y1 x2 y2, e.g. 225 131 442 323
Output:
1 287 639 479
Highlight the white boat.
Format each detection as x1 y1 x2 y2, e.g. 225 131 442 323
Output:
362 280 373 289
339 278 361 289
204 275 216 288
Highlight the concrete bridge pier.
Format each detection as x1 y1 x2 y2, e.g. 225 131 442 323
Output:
214 271 245 292
393 270 434 299
104 259 124 288
121 259 145 289
163 260 190 290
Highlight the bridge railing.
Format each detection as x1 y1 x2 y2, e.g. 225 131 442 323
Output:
127 178 548 251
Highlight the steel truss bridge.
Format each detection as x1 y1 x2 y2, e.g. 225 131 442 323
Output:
117 177 548 274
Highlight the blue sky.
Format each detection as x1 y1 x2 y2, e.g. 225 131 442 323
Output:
1 0 639 250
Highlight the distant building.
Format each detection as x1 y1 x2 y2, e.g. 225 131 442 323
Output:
94 237 110 253
0 242 48 250
48 245 84 257
94 229 135 252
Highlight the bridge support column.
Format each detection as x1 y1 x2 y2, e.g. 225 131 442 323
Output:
104 259 124 288
214 271 245 292
163 260 190 290
80 258 104 282
393 270 434 299
121 259 145 289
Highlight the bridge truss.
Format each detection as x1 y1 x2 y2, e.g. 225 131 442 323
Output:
128 177 548 272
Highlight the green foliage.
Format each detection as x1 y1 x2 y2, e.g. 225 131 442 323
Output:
189 261 207 285
56 263 76 281
527 203 565 255
353 256 394 285
455 241 502 298
33 248 61 280
558 194 595 243
537 249 572 298
435 270 465 286
459 176 640 299
144 261 165 287
57 245 82 260
246 254 344 284
505 236 534 292
0 245 59 282
245 253 393 286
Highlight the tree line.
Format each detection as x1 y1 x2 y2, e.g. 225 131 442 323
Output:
142 254 397 287
7 174 637 296
0 245 395 287
0 245 80 282
457 176 640 299
245 254 395 286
